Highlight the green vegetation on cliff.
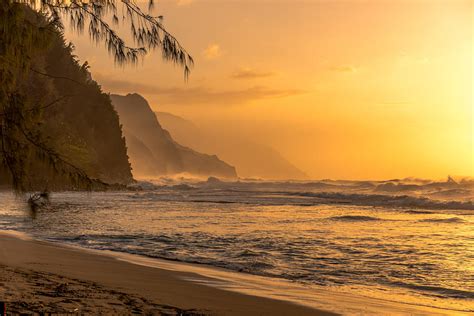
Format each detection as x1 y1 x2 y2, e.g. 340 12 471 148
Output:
1 1 192 191
0 22 133 189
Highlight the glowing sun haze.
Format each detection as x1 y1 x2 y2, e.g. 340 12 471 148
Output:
64 0 473 180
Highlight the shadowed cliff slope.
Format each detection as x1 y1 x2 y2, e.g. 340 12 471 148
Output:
1 26 133 189
111 94 237 179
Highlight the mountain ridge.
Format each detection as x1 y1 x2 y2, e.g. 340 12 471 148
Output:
111 94 237 179
155 111 308 180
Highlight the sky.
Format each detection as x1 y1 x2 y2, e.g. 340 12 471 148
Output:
64 0 473 180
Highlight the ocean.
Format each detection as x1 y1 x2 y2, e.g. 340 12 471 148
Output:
1 177 473 313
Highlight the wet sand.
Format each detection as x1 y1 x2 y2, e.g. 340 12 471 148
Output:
0 232 333 315
0 231 463 315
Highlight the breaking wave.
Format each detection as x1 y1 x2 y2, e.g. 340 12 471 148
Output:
128 177 474 211
288 192 474 210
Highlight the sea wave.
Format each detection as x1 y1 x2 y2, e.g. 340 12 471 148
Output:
389 281 474 299
328 215 383 222
128 188 474 210
418 217 466 224
404 210 434 214
127 177 474 211
293 192 474 210
1 186 470 314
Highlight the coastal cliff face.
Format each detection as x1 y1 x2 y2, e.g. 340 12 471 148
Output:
40 38 133 186
156 112 308 180
0 28 133 188
110 94 237 179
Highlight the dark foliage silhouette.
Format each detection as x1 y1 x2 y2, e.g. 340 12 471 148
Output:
0 1 191 191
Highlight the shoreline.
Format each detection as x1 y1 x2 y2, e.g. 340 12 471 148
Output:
0 231 467 315
0 231 333 315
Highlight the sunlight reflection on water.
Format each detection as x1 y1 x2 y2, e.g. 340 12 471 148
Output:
0 184 473 312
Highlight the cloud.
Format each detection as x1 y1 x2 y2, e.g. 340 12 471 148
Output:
329 65 358 73
231 67 276 80
202 44 222 60
93 74 305 105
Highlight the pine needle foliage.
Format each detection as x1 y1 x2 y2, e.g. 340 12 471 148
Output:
0 0 192 192
16 0 194 76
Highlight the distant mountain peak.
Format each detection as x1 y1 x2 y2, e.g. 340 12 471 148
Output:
156 111 308 180
111 94 237 179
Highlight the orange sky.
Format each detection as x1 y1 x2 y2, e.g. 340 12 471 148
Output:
64 0 473 180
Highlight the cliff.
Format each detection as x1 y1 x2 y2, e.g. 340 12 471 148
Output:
156 112 308 180
110 94 237 179
1 25 133 189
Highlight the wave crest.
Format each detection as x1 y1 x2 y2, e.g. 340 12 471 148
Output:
328 215 382 222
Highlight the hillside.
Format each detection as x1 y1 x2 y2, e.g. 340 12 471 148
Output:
111 94 237 179
1 24 133 189
155 112 308 180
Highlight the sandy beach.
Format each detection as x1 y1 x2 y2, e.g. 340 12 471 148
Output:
1 231 466 315
1 0 471 314
0 231 333 315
